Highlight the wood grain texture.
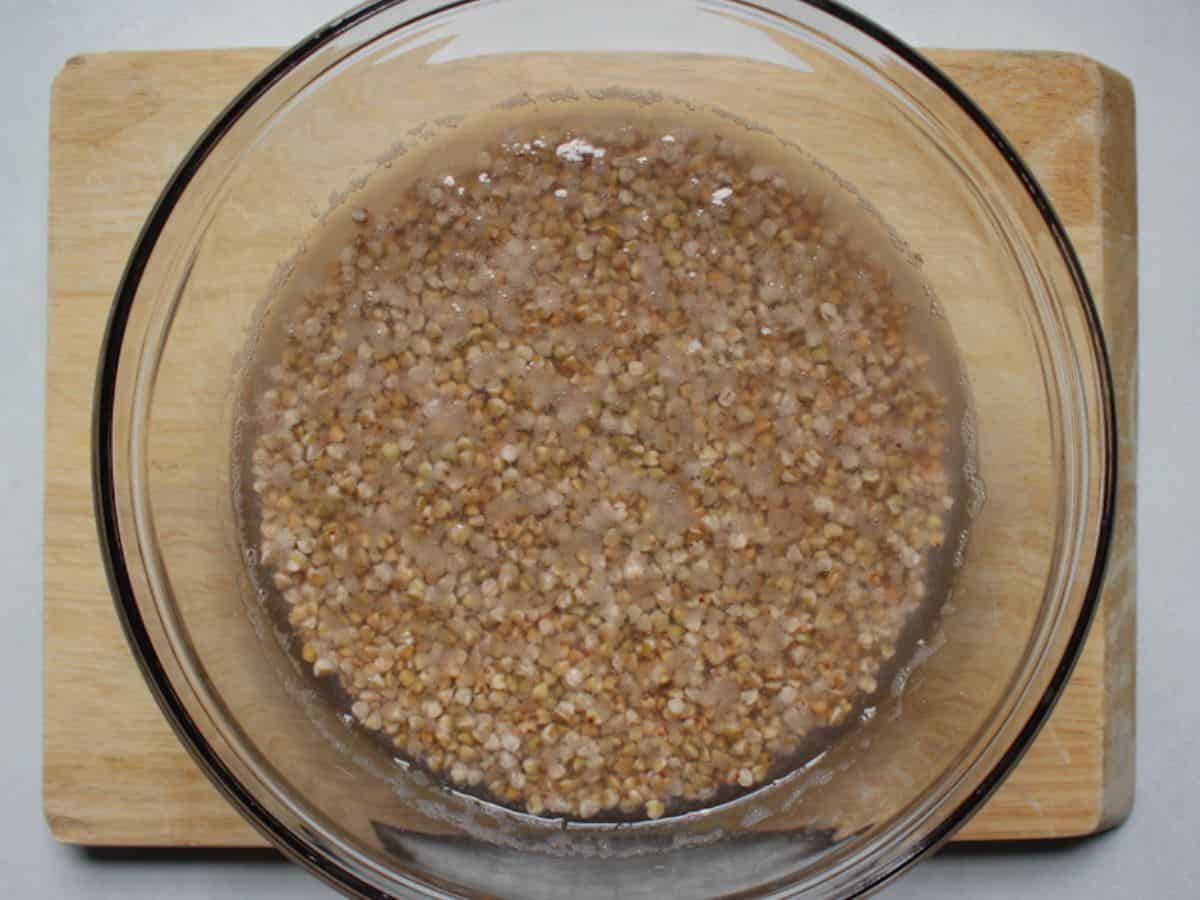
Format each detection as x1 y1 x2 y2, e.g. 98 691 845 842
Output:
44 48 1136 847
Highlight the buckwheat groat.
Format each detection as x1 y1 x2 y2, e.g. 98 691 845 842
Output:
250 121 954 821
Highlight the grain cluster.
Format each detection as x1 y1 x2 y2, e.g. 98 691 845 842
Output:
251 122 952 820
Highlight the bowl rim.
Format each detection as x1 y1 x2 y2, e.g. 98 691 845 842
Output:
92 1 1118 896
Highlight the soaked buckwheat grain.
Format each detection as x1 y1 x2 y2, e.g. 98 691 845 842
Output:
249 121 954 821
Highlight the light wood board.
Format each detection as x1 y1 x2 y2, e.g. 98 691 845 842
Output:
44 48 1136 846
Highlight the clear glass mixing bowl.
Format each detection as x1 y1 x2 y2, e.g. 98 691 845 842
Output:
93 1 1116 896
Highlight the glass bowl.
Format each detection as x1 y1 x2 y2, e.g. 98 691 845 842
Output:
93 1 1116 896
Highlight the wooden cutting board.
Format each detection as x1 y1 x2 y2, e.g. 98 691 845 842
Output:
44 48 1137 847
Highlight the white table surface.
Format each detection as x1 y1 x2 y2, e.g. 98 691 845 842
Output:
5 0 1197 896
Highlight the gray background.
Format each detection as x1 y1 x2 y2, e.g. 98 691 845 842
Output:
5 0 1196 896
